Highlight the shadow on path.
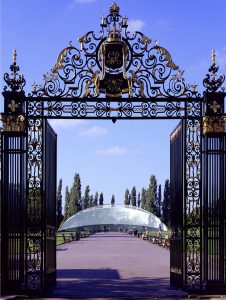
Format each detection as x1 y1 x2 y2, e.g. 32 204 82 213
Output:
57 268 120 279
49 271 186 298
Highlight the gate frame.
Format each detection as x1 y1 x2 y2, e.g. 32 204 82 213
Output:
1 2 226 296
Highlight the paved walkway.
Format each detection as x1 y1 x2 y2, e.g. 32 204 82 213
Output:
48 232 187 298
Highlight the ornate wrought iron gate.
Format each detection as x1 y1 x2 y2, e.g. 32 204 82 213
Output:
170 121 184 289
1 2 226 296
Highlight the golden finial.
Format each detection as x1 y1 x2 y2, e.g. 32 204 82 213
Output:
101 15 105 25
110 2 119 14
13 49 17 64
111 2 117 10
123 16 128 26
32 81 37 92
191 82 198 92
211 49 216 64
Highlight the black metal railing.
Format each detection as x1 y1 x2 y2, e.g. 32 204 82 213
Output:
1 132 26 293
203 133 226 291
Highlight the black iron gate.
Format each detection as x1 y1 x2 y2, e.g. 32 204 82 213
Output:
43 121 57 288
170 121 184 288
1 2 226 296
24 119 57 293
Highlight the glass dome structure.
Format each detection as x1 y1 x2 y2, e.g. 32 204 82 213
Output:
59 204 167 231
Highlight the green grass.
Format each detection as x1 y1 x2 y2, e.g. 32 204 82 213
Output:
56 230 170 246
56 233 71 245
146 229 169 237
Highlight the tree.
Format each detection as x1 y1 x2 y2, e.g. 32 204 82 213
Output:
162 179 170 226
141 187 146 209
93 192 98 206
146 175 157 213
124 189 130 205
99 192 104 206
56 178 64 228
76 173 82 211
137 192 141 207
89 194 94 208
69 173 82 216
83 185 90 209
63 186 70 221
131 186 137 206
111 194 115 205
156 184 162 218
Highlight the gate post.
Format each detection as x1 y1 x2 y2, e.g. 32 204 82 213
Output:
0 50 26 295
202 53 226 292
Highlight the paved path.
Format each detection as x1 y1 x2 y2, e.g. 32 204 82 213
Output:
48 232 187 298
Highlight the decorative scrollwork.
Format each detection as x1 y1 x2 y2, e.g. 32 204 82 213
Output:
185 118 201 290
26 98 202 119
25 118 43 290
153 43 179 70
34 3 198 99
26 234 42 290
27 118 43 226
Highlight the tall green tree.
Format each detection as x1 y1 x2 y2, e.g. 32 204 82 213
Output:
141 187 146 209
93 192 98 206
69 173 82 216
83 185 90 209
89 194 94 208
76 173 82 211
131 186 137 206
146 175 157 213
99 192 104 206
162 179 170 226
156 184 162 218
111 194 115 205
124 189 130 205
63 186 70 221
137 192 141 207
56 178 64 228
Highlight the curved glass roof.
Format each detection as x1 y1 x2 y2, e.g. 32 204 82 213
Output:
59 204 167 231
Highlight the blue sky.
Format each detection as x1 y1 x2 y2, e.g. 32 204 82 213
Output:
1 0 226 207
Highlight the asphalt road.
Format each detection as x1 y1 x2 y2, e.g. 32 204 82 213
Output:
48 232 187 298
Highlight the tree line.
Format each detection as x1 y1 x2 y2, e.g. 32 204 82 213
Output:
56 173 105 228
124 175 170 226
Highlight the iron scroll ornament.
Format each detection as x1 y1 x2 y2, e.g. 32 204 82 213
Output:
32 3 199 99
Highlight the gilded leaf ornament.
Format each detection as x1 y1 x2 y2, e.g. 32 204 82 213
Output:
52 46 74 73
153 45 179 70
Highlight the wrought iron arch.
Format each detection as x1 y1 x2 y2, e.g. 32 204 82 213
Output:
1 2 226 296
